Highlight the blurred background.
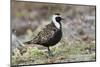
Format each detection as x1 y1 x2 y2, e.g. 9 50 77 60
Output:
11 0 96 66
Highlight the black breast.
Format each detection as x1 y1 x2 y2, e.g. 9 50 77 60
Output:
32 23 62 47
42 29 62 47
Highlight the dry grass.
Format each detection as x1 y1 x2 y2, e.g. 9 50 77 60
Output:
11 0 96 66
12 39 95 65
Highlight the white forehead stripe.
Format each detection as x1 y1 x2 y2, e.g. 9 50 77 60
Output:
52 15 61 29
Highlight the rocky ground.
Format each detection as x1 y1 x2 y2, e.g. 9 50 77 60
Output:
11 1 96 66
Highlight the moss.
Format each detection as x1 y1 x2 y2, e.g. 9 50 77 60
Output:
12 39 95 65
31 48 46 58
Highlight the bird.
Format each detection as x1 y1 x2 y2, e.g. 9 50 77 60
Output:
24 13 64 56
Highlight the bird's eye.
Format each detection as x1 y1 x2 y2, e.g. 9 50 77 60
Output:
55 17 62 22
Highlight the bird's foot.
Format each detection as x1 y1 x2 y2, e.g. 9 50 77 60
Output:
48 50 53 57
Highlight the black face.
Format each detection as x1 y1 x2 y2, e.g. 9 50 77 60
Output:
55 17 62 22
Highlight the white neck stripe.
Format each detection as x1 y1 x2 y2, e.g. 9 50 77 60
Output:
52 15 61 29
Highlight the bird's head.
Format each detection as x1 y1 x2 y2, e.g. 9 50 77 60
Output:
52 13 64 29
52 13 64 22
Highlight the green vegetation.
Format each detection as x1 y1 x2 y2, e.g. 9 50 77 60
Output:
11 0 96 66
12 39 95 65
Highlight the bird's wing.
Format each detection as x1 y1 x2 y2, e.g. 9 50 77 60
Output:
33 24 56 44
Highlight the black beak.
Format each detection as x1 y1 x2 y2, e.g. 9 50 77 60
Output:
61 18 64 20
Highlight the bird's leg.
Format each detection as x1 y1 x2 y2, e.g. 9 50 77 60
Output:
47 47 53 57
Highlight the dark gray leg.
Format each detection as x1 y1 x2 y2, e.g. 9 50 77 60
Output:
47 47 53 57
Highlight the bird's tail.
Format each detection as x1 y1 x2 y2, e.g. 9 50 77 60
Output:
24 40 33 44
24 37 38 45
